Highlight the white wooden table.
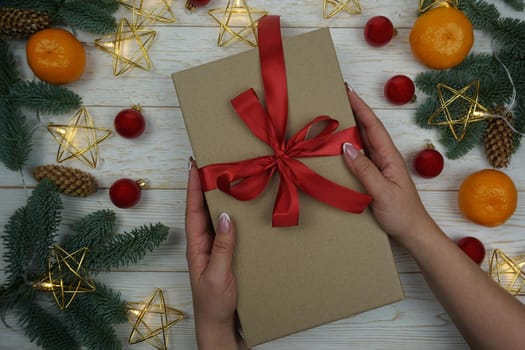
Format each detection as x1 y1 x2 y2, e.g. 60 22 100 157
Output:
1 1 524 349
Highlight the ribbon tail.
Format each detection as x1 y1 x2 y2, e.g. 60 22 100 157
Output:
272 170 299 227
289 159 372 213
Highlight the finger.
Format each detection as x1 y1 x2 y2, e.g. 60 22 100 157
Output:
346 88 405 169
186 162 213 275
207 213 236 280
342 142 392 200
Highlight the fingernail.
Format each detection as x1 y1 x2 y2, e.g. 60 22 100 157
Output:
343 142 360 160
219 213 231 233
188 156 194 171
344 81 354 92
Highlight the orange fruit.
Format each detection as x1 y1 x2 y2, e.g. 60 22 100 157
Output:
409 6 473 69
26 28 86 85
458 169 518 227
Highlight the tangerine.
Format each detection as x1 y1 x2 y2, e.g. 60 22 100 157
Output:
26 28 86 85
409 6 473 69
458 169 518 227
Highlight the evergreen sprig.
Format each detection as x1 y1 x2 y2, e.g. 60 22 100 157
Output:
0 40 20 96
85 223 170 274
62 210 116 253
1 182 170 349
415 0 525 160
59 1 118 35
16 301 81 350
9 81 82 115
2 180 59 282
501 0 525 11
0 98 32 172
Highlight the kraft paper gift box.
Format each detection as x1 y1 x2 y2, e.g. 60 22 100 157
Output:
172 17 403 347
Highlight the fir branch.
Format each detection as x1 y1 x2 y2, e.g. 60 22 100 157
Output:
458 0 500 30
59 1 118 35
62 288 124 350
0 99 31 172
2 179 63 280
492 17 525 57
25 179 62 275
440 120 488 159
16 300 81 350
0 40 20 97
501 0 525 11
9 81 82 115
0 280 35 325
62 210 116 253
415 97 441 129
85 223 169 274
2 206 32 282
71 281 128 325
90 0 121 13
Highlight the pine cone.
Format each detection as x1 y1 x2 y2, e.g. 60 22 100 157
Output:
0 8 51 39
33 164 98 197
484 106 514 169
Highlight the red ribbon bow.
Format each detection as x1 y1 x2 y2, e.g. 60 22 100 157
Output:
199 16 372 227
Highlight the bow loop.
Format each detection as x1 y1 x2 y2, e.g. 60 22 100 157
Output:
198 15 372 227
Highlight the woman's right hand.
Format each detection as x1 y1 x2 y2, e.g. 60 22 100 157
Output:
342 87 437 243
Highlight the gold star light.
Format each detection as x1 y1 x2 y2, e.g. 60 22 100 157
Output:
427 80 489 141
127 289 185 350
34 246 96 310
489 249 525 296
94 17 157 76
323 0 362 19
47 107 111 168
208 0 268 47
119 0 175 27
419 0 458 13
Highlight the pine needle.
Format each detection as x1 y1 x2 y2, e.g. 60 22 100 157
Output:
9 81 82 115
84 223 169 274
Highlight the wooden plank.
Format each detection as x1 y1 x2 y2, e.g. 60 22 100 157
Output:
0 189 524 274
1 107 524 190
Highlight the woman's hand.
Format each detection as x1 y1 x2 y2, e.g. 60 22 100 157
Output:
185 163 247 350
342 87 436 243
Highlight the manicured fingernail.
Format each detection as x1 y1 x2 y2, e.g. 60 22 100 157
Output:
344 81 354 92
343 142 360 160
188 156 194 171
219 213 231 233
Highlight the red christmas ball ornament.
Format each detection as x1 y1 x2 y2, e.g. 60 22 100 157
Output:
413 142 444 178
364 16 396 47
114 105 146 139
384 75 416 105
185 0 211 11
457 236 486 265
109 178 145 208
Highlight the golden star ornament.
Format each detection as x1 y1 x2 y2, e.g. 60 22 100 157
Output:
489 249 525 296
119 0 175 27
427 80 489 141
208 0 268 47
323 0 362 19
94 17 157 76
33 246 96 310
127 288 185 350
47 107 111 169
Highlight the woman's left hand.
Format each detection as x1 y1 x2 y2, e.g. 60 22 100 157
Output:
185 162 247 350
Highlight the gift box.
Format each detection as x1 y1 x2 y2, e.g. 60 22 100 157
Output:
172 16 403 347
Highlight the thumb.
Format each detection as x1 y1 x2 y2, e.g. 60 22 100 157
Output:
342 142 389 199
207 213 236 279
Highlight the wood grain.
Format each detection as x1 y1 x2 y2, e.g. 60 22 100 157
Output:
1 0 524 349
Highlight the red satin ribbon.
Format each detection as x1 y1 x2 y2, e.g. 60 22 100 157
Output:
199 15 372 227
